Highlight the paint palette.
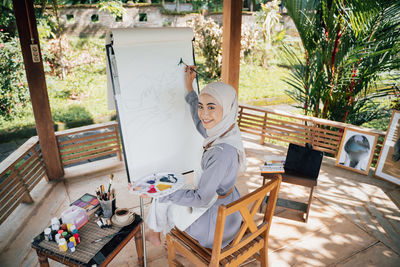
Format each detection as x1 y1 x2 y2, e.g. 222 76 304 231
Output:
129 172 186 198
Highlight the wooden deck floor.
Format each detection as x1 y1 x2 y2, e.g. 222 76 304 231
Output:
0 134 399 266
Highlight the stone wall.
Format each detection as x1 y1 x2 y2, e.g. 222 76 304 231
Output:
60 5 166 36
163 3 193 12
55 5 295 37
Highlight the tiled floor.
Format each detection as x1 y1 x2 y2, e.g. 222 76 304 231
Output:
0 134 399 266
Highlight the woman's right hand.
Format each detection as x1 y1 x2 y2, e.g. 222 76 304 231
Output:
185 65 197 93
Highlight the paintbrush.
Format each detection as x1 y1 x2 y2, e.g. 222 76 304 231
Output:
178 58 204 77
95 188 101 199
91 231 128 243
107 173 114 193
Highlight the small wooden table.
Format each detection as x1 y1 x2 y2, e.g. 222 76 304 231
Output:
261 171 317 223
31 214 144 267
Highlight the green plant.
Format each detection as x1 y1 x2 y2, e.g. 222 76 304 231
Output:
255 0 286 68
240 23 262 63
0 35 115 143
52 105 94 128
0 0 16 37
0 31 29 120
283 0 400 125
188 17 222 79
256 1 282 42
98 0 127 18
189 16 263 79
37 17 56 40
36 17 57 73
390 86 400 110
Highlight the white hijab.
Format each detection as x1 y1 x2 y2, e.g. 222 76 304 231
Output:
200 82 247 173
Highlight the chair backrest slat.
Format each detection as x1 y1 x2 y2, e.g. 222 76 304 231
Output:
224 180 280 215
220 222 268 259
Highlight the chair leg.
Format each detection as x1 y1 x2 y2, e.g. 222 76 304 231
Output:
259 239 268 267
305 186 314 223
166 234 176 267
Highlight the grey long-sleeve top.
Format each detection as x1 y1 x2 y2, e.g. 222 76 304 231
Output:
159 90 239 205
159 90 242 248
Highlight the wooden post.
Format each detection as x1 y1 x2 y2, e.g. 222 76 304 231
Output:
237 106 244 128
221 0 243 92
113 124 123 161
12 0 64 180
260 112 268 145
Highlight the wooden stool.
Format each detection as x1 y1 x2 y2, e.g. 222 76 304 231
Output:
261 172 317 223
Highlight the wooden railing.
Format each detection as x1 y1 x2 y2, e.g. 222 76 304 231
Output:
0 121 122 225
56 121 122 167
0 110 385 225
238 104 386 164
0 136 46 224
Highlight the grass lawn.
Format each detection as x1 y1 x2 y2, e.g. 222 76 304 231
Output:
47 37 114 126
196 56 294 104
238 64 293 105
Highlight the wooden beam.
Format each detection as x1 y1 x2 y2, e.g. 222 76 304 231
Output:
221 0 243 92
12 0 64 180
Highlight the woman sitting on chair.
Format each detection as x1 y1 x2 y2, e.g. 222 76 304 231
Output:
143 65 246 249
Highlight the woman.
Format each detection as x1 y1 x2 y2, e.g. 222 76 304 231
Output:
144 65 246 249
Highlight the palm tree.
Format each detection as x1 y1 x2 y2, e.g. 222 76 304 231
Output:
283 0 400 125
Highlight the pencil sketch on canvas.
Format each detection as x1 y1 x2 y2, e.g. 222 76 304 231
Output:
106 28 203 181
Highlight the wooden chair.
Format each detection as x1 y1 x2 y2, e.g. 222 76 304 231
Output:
166 176 282 267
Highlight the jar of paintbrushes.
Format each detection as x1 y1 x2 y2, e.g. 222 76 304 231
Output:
97 174 116 218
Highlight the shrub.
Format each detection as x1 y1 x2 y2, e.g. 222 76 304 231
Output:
188 17 222 79
253 0 286 68
37 17 57 74
390 87 400 110
240 23 262 63
52 105 93 128
188 16 262 79
98 1 127 19
0 31 29 120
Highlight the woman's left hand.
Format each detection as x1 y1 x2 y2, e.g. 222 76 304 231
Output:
128 183 150 198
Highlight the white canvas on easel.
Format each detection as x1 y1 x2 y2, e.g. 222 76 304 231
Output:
106 28 203 182
106 28 203 267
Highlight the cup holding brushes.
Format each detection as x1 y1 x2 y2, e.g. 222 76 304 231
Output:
97 174 115 201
